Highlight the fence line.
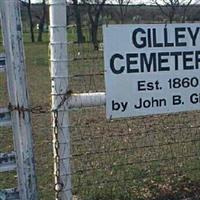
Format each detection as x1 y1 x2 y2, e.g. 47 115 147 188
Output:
1 2 200 200
0 1 37 199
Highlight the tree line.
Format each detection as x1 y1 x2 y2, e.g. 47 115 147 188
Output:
21 0 200 49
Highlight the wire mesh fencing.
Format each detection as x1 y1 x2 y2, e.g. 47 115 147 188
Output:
1 10 200 200
67 27 200 200
25 41 53 199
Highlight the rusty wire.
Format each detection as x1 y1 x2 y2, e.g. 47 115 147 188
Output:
8 103 49 114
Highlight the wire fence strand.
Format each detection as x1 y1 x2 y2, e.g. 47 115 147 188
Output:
1 9 200 199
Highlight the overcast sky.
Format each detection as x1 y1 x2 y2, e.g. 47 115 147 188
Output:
31 0 199 4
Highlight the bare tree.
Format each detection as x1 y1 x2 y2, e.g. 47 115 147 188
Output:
37 0 46 42
82 0 107 50
72 0 85 43
151 0 193 23
181 0 194 22
116 0 131 24
22 0 35 42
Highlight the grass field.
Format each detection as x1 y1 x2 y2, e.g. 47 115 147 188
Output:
1 31 200 200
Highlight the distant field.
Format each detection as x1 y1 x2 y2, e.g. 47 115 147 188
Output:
1 31 200 200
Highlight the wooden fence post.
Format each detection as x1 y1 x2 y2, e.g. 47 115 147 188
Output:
0 1 38 199
49 0 72 199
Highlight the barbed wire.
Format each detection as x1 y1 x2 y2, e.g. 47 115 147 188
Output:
71 124 200 143
8 103 49 114
71 138 200 158
67 39 200 199
2 21 200 199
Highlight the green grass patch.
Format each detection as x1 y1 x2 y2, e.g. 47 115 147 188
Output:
1 31 200 199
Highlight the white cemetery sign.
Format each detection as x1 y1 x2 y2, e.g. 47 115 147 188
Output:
103 24 200 119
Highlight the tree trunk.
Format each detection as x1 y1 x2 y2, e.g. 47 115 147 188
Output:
119 5 124 24
27 0 35 42
73 1 85 43
182 9 186 23
88 6 101 50
37 0 46 42
169 8 175 23
169 15 173 23
182 6 189 23
85 0 106 49
91 23 98 50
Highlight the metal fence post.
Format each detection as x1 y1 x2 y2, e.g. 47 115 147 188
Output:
0 1 38 199
49 0 72 199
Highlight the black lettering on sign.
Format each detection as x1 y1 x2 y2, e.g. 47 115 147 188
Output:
175 27 187 47
137 80 161 91
110 54 125 74
158 52 170 71
195 51 200 69
172 95 183 105
171 51 182 70
164 27 174 47
132 28 146 48
152 28 163 47
140 53 156 72
112 100 128 112
127 53 139 73
187 27 200 46
183 51 194 70
190 93 200 104
134 97 166 109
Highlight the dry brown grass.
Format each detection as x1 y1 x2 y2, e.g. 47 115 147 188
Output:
0 34 200 199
